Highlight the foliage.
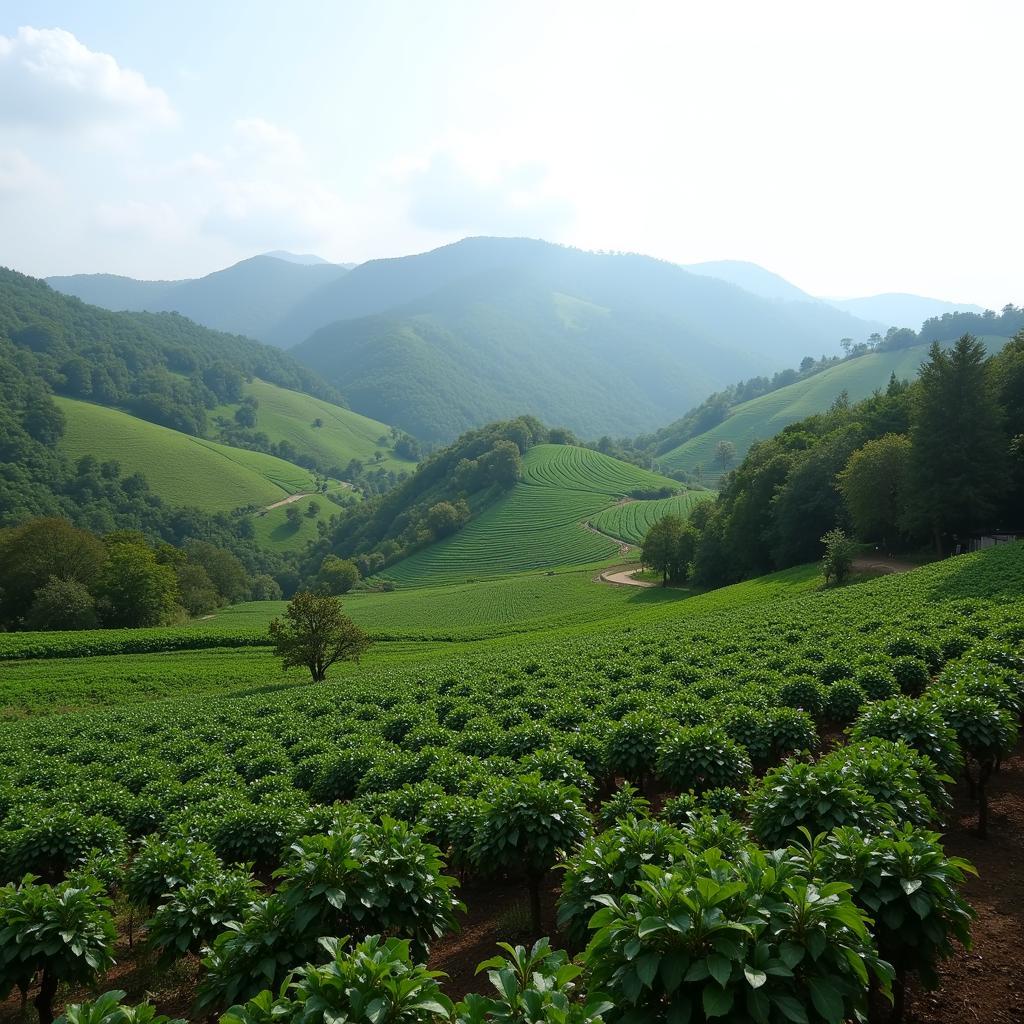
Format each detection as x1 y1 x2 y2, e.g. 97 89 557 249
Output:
582 846 890 1024
820 529 855 587
655 726 751 795
0 875 117 1024
56 990 186 1024
850 698 964 778
123 836 221 914
457 938 610 1024
641 515 698 585
269 591 371 682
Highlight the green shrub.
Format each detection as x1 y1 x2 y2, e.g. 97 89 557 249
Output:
471 775 590 934
147 867 261 965
822 680 867 724
890 656 931 696
56 989 185 1024
582 846 889 1024
557 816 687 949
123 836 221 914
456 938 609 1024
778 678 825 717
818 825 974 1020
655 726 751 795
0 875 117 1024
749 760 884 847
659 793 699 827
850 698 963 777
0 811 126 885
604 713 666 790
597 783 651 829
208 805 303 872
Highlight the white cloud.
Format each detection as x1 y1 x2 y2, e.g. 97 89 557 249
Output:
94 199 188 244
0 26 175 131
0 146 47 195
398 141 575 236
230 117 304 165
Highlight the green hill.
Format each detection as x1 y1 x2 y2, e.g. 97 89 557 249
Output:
287 237 879 442
215 379 415 475
47 255 349 345
659 336 1012 481
381 444 705 585
591 490 715 544
55 397 318 512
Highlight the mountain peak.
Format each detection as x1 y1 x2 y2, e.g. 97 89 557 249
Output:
263 250 334 266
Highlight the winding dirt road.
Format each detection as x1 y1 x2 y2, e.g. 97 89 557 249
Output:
599 566 656 588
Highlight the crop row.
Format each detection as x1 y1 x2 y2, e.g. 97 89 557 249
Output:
591 491 714 544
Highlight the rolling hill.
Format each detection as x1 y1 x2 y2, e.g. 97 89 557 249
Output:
214 379 416 475
55 397 318 512
47 254 349 345
380 443 707 585
288 237 879 441
657 335 1013 481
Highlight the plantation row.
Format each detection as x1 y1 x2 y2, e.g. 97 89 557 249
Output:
384 445 705 585
591 492 714 545
0 544 1022 1022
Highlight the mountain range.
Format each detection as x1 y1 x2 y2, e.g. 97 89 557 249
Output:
46 238 990 443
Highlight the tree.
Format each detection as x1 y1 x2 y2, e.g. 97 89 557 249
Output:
305 501 321 518
285 505 302 527
25 577 97 630
640 515 696 585
269 591 371 681
425 500 470 538
174 563 221 617
184 541 250 604
319 555 360 595
94 542 179 627
821 528 855 585
905 335 1006 553
714 439 737 471
838 433 911 543
0 518 106 626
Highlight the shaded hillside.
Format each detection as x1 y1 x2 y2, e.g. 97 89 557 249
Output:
289 238 877 441
658 335 1012 481
48 255 348 344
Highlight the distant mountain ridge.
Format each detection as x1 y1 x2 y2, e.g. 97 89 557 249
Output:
47 255 350 344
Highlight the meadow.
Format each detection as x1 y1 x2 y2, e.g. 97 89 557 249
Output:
215 379 416 475
383 444 706 584
55 397 317 512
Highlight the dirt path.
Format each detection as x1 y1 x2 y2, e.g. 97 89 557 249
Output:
852 554 920 575
600 566 656 588
264 492 311 510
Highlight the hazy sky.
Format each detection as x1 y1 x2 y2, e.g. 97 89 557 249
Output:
0 1 1020 306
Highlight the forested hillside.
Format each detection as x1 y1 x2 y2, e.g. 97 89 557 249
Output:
287 237 878 441
686 331 1024 585
48 255 349 344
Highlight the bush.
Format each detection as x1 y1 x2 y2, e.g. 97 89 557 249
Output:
123 836 221 914
763 707 819 758
208 805 303 872
582 846 890 1024
891 656 931 696
0 811 126 885
778 678 825 717
655 726 751 795
456 938 609 1024
822 680 867 724
678 812 749 856
0 876 117 1024
821 528 856 585
557 817 686 948
276 815 463 958
471 775 590 934
604 713 666 789
56 989 186 1024
220 935 454 1024
850 698 963 778
596 782 651 829
147 867 261 965
659 793 698 827
818 825 975 1019
749 759 884 847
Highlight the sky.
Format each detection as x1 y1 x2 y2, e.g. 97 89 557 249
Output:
0 0 1020 307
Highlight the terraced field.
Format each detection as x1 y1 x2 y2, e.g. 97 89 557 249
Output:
659 336 1012 481
216 380 415 474
591 490 715 544
382 444 690 585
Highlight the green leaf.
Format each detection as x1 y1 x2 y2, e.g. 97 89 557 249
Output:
808 977 845 1024
702 984 734 1018
706 953 732 988
744 966 767 989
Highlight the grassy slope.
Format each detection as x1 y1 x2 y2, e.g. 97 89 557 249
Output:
659 336 1010 480
216 379 415 475
591 491 715 545
380 444 692 585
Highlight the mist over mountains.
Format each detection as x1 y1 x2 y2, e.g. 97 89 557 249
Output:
46 237 988 442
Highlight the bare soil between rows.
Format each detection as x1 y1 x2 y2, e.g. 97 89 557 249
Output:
3 748 1021 1022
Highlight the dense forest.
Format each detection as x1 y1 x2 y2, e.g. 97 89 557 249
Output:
684 331 1024 585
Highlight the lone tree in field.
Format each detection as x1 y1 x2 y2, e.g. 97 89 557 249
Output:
714 439 737 471
641 515 697 585
821 528 856 585
269 591 371 681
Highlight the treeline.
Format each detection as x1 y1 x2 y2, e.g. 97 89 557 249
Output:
0 267 341 438
621 304 1023 465
0 518 282 631
685 331 1024 586
306 417 561 577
